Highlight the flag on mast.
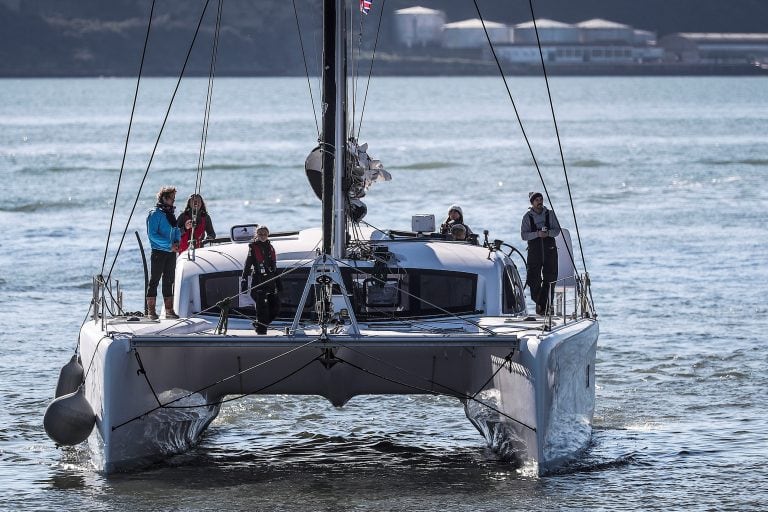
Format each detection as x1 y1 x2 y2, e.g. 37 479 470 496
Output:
360 0 372 15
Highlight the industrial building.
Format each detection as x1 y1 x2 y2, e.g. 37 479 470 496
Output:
659 33 768 65
393 6 446 48
494 18 662 65
443 18 510 49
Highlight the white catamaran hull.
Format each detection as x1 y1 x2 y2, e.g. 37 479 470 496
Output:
79 315 597 474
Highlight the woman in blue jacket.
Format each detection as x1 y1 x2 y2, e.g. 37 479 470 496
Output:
146 185 181 319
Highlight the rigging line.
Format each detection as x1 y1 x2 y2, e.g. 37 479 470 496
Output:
351 4 363 139
333 354 536 432
105 0 214 282
473 1 586 308
292 0 320 138
527 0 592 290
195 0 224 197
100 0 156 275
356 0 386 140
471 2 558 240
335 258 498 336
333 342 517 407
112 344 320 430
163 356 320 409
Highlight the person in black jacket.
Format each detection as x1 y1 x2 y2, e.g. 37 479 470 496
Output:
241 226 280 334
520 192 561 315
439 204 473 237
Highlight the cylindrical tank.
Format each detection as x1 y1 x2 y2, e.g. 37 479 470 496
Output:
393 6 446 48
577 19 635 44
513 19 579 44
443 18 510 49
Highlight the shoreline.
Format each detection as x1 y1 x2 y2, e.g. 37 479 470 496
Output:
2 63 766 78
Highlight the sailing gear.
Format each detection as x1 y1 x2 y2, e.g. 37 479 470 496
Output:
164 297 179 319
177 210 215 252
146 296 158 320
521 205 561 314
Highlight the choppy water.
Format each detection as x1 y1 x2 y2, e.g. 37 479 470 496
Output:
1 76 767 510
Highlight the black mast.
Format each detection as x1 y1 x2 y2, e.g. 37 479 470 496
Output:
321 0 347 257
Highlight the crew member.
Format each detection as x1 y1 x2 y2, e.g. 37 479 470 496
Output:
146 185 182 320
440 204 472 237
241 226 281 334
520 192 561 315
177 194 215 252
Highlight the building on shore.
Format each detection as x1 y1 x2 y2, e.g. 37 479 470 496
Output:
659 33 768 65
492 18 662 65
393 6 446 48
443 18 510 49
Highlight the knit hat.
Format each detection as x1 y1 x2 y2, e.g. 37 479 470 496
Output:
450 223 466 234
448 204 463 216
529 191 543 203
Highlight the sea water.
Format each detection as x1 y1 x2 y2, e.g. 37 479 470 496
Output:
0 76 766 510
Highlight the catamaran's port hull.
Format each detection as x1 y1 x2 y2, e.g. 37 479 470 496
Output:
79 318 596 474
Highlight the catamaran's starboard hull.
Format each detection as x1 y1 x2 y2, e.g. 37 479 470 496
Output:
466 318 599 474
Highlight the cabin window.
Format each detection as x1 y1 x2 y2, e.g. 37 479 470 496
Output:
200 272 241 311
502 264 526 314
415 270 476 314
198 267 477 320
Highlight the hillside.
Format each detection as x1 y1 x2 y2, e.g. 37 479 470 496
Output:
1 0 767 76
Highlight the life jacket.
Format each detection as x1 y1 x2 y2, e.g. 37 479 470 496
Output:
179 214 207 252
527 210 555 249
248 241 276 275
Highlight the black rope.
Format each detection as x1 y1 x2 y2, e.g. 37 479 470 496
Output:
527 0 594 313
292 0 320 138
105 0 213 282
356 0 386 140
194 0 224 197
112 348 320 430
472 0 592 313
528 0 586 274
333 353 536 432
134 349 162 406
100 0 156 275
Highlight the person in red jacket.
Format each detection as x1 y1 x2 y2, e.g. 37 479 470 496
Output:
241 226 281 334
177 194 216 252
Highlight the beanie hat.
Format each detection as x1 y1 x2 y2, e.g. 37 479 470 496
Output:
529 191 543 203
448 204 463 216
450 223 466 233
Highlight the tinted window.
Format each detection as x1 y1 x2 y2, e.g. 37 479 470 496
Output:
199 267 477 320
502 264 526 314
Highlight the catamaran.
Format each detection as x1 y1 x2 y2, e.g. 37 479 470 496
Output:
45 0 598 476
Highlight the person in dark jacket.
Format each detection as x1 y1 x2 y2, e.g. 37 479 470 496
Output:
520 191 561 315
146 185 182 320
177 194 215 252
241 226 280 334
439 204 473 236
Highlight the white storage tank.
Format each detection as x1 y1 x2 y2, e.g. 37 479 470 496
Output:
513 19 579 44
394 6 447 48
443 18 510 49
577 18 635 44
